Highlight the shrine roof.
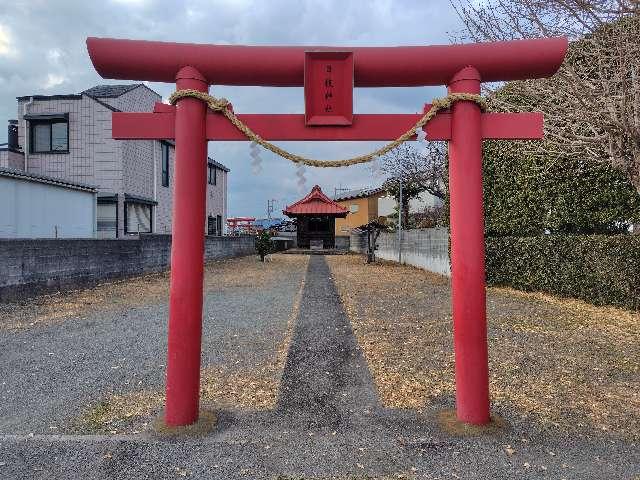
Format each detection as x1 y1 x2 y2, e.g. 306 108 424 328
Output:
283 185 349 218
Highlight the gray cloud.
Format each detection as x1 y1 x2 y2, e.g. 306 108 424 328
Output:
0 0 462 217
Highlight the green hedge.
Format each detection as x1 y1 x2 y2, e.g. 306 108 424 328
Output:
485 234 640 310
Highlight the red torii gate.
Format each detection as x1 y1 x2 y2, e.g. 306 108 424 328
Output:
87 36 567 428
226 217 257 235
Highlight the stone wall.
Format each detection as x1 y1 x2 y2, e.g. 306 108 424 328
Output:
0 234 255 302
351 228 451 277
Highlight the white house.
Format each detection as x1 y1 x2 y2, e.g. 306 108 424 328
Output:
0 167 97 238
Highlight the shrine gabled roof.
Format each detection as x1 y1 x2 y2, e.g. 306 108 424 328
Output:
283 185 349 218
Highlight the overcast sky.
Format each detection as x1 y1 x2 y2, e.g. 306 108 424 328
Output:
0 0 464 217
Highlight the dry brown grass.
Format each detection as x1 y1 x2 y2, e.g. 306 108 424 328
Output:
327 256 454 410
436 409 507 437
326 255 640 440
79 254 308 433
0 255 302 331
0 271 170 331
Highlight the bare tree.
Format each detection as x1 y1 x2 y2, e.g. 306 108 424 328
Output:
380 143 448 200
452 0 638 41
452 0 640 192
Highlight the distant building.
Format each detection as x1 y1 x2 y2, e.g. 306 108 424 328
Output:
2 83 229 238
333 185 445 237
253 218 285 230
333 187 387 237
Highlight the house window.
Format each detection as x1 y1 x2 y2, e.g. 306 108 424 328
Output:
207 214 223 235
30 119 68 153
125 202 152 234
97 200 118 239
349 204 359 213
161 143 170 187
208 164 216 185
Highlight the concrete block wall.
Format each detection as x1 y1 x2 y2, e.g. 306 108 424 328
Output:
0 234 255 302
334 236 351 251
0 150 25 170
204 235 255 259
349 231 368 253
351 228 451 277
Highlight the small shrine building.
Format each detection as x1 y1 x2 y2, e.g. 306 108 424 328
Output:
283 185 348 249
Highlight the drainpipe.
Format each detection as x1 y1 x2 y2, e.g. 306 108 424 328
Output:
23 96 34 171
223 170 227 235
398 178 403 263
93 191 97 238
152 140 157 233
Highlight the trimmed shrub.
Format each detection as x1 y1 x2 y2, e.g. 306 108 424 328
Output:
485 234 640 310
255 230 272 262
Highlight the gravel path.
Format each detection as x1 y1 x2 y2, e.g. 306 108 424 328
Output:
0 255 638 479
0 255 308 435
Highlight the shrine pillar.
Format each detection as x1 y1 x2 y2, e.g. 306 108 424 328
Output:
165 66 208 426
447 66 490 425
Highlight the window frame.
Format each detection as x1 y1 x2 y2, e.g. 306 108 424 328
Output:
97 197 119 239
124 201 154 235
208 164 217 185
29 117 69 154
161 142 170 187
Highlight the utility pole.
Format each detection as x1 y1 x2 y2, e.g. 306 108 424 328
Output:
334 184 350 198
398 178 403 263
267 199 276 219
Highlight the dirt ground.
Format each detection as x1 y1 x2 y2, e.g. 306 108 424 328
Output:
326 255 640 442
1 253 638 479
0 255 309 435
0 255 301 332
81 255 309 434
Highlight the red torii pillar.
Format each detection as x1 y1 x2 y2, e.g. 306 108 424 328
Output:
164 66 208 425
87 36 567 427
448 67 488 423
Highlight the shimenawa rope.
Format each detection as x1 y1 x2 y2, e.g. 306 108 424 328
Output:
168 89 487 168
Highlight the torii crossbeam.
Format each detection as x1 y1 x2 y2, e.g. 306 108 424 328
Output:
87 36 567 428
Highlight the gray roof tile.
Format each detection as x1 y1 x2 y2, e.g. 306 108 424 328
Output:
82 84 143 98
332 186 385 201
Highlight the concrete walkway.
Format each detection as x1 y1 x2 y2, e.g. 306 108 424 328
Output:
276 255 380 428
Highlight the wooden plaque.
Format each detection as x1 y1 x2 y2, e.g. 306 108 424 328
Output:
304 51 354 126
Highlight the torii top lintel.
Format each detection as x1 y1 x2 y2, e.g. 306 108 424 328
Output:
86 37 568 87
